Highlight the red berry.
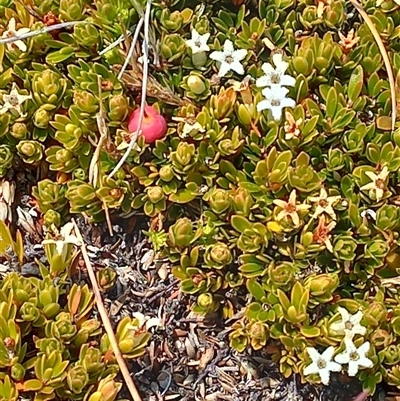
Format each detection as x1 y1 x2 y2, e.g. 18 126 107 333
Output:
128 105 167 144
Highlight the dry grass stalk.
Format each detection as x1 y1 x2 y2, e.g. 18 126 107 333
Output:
72 219 143 401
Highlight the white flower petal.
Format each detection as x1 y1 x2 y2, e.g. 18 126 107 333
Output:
326 361 342 372
270 105 283 121
322 346 336 361
223 39 234 54
15 40 27 52
218 61 232 77
357 356 373 369
334 351 350 365
55 240 65 255
306 347 322 363
337 307 350 321
330 321 345 332
233 48 248 62
272 53 288 71
273 86 290 99
357 341 370 355
230 60 245 75
280 97 296 109
280 74 296 86
60 222 74 238
202 32 211 43
256 99 271 112
261 62 275 76
191 29 200 41
303 361 319 376
8 18 16 31
209 50 225 63
319 368 331 385
349 310 363 325
256 75 272 88
347 360 359 377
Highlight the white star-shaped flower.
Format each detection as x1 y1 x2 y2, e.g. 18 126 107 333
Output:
42 222 81 255
0 83 32 117
209 40 247 78
257 86 295 121
330 307 366 339
185 29 210 54
360 166 389 202
256 53 296 88
304 346 342 385
1 18 30 52
309 188 341 220
273 190 311 227
182 121 205 137
334 339 373 376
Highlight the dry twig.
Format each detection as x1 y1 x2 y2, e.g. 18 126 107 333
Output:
108 0 152 179
349 0 397 130
72 220 143 401
88 76 113 236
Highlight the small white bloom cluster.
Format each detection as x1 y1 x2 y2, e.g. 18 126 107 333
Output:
256 53 296 121
304 307 373 385
186 29 247 78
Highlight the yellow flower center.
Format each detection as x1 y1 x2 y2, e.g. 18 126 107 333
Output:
317 359 326 369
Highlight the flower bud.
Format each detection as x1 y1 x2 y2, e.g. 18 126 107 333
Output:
187 75 206 95
208 188 231 214
307 273 339 297
108 94 129 121
233 188 252 215
44 210 61 227
384 345 400 365
11 122 29 140
174 142 195 166
74 91 98 114
67 365 89 394
364 302 387 326
159 165 174 182
147 186 164 204
168 218 195 248
237 104 252 126
205 242 232 269
88 376 122 401
33 108 51 128
17 140 44 164
197 293 214 310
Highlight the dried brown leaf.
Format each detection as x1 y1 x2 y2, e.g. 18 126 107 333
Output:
198 347 215 371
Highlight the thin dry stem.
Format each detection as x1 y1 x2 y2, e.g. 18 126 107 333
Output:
0 21 85 45
349 0 397 130
89 76 108 187
89 76 113 236
118 17 144 80
108 0 152 179
72 220 142 401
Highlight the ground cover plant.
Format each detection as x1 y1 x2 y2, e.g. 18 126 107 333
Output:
0 221 152 401
1 0 400 399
